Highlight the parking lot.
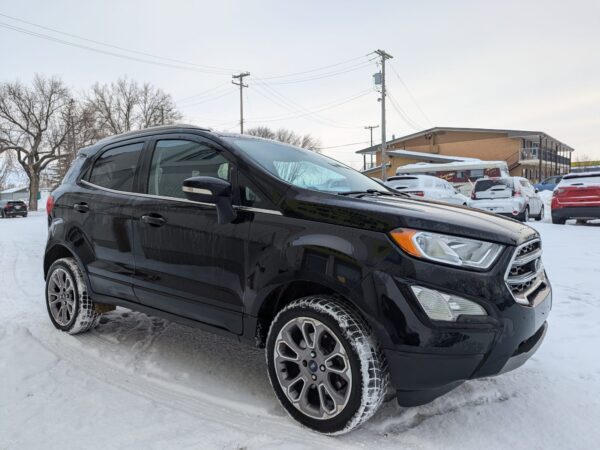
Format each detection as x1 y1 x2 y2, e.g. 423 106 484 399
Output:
0 212 598 449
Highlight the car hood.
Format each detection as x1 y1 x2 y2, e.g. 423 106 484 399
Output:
283 193 538 246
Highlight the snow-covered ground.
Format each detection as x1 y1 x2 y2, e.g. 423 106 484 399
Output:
1 212 599 449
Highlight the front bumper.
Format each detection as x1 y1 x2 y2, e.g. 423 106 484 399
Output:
366 249 552 406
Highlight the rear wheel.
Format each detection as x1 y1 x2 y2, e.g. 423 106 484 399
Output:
45 257 101 335
552 215 566 224
535 205 544 221
266 296 388 434
519 207 530 222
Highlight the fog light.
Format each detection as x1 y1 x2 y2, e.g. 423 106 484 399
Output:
410 286 487 321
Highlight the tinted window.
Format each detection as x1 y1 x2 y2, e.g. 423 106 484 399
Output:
386 177 420 190
238 172 273 209
89 143 143 192
62 155 86 185
148 140 230 199
474 178 514 192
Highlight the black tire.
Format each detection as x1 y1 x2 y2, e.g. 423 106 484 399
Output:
0 211 4 218
535 206 544 221
519 206 530 222
266 296 388 435
552 215 566 224
45 257 101 335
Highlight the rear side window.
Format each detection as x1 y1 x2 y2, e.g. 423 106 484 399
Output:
62 155 86 185
89 143 143 192
474 179 514 192
147 140 230 199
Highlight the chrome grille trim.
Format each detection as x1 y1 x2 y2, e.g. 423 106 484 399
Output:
505 238 546 306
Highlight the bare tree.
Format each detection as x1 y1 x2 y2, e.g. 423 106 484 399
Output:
0 75 73 210
246 126 321 152
87 78 181 138
0 152 16 191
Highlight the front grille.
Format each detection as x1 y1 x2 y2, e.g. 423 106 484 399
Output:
505 239 547 306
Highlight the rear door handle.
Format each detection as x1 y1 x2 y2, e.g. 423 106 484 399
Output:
73 202 89 213
141 214 166 227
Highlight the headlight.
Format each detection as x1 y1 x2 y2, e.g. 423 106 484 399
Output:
411 286 487 321
389 228 503 269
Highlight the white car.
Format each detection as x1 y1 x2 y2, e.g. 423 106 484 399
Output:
385 175 469 205
468 176 544 222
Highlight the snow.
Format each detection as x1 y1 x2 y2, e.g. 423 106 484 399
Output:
1 213 599 449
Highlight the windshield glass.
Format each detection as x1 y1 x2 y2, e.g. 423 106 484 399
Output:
227 137 387 194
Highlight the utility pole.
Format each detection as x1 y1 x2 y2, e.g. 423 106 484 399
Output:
232 72 250 133
364 125 379 170
374 49 393 181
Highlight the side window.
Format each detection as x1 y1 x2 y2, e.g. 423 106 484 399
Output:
89 142 143 192
148 140 230 199
238 172 274 209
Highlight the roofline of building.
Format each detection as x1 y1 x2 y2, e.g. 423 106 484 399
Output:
355 126 575 154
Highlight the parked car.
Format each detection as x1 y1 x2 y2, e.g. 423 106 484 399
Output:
551 172 600 224
534 175 563 192
0 199 28 218
385 174 469 205
468 177 544 222
44 125 551 434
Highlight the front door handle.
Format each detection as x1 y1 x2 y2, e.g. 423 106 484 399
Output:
73 202 89 213
141 214 166 227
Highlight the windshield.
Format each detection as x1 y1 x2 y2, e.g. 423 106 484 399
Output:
227 137 387 194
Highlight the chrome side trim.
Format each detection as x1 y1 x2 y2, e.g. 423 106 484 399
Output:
182 186 212 195
79 180 283 216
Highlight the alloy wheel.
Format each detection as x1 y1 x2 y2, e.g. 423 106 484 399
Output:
47 268 76 326
273 316 352 420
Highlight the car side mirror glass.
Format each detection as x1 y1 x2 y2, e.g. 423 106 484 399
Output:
182 176 236 224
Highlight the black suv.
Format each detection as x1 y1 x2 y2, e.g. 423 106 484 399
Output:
44 125 551 434
1 199 28 218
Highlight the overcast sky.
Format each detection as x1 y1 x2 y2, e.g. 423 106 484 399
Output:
1 0 599 167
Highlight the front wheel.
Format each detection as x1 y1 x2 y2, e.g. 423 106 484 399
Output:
266 296 388 434
45 257 101 334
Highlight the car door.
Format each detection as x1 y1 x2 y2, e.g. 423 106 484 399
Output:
131 136 247 334
77 140 145 301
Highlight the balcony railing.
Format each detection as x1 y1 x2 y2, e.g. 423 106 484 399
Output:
520 148 569 165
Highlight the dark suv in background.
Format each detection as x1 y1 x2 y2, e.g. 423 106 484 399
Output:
44 125 552 434
0 199 28 218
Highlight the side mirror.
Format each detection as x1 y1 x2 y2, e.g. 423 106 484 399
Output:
182 176 236 224
535 188 539 193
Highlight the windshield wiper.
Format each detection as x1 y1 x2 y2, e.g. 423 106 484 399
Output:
338 189 410 198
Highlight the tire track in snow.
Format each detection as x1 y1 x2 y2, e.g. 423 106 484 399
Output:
26 325 351 448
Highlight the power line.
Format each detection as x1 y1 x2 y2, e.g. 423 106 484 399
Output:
317 141 369 150
177 89 235 109
0 12 237 74
175 82 231 103
0 21 234 75
250 82 369 128
258 59 378 85
387 90 422 130
259 54 373 80
389 62 433 126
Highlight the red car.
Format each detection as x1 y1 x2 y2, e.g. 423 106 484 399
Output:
552 172 600 224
